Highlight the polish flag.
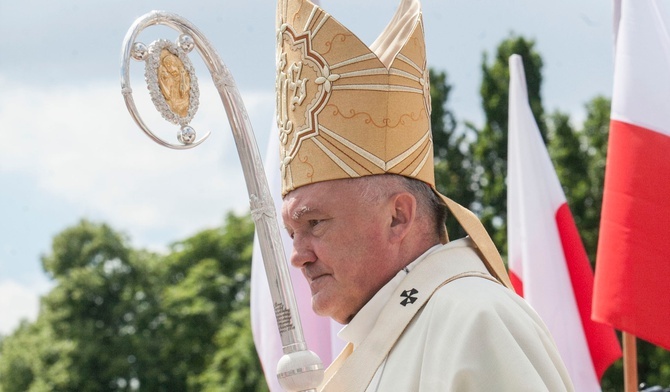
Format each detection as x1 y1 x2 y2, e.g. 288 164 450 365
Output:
250 118 344 391
592 0 670 351
507 55 622 390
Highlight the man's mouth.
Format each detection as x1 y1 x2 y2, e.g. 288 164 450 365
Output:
306 271 330 292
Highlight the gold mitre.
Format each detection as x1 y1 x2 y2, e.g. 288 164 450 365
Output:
276 0 432 195
276 0 513 289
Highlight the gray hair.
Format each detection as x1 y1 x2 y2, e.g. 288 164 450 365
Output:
349 175 448 239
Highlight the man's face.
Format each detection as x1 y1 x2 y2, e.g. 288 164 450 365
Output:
281 180 397 324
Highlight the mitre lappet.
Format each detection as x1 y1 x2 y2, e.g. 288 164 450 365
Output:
275 0 512 289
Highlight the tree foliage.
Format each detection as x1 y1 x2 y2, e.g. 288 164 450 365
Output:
0 214 267 392
430 69 474 239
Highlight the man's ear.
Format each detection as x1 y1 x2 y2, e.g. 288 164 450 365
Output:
389 192 416 243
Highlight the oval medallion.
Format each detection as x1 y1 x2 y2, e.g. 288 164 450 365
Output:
145 39 199 126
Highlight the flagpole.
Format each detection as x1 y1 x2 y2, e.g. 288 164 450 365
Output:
623 332 638 392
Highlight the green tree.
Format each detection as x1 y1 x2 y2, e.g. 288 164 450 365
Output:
0 322 40 392
430 68 475 239
39 220 143 391
547 110 587 196
158 213 263 390
0 313 77 391
575 96 611 261
0 214 267 391
195 307 268 392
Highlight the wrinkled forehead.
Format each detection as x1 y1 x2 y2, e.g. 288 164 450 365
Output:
281 182 326 223
281 179 361 222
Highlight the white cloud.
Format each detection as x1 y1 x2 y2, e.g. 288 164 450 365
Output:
0 279 51 335
0 77 276 247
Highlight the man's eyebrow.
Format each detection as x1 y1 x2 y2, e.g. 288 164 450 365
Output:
292 206 317 221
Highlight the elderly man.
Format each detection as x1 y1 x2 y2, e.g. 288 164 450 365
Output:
277 0 574 390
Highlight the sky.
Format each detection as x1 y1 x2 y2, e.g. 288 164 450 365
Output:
0 0 613 336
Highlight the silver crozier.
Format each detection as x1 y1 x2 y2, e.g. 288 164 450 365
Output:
120 11 323 392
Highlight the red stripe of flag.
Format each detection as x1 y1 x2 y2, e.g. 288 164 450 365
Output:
509 270 524 298
556 203 623 379
593 119 670 350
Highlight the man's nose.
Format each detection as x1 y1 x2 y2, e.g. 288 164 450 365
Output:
290 235 316 268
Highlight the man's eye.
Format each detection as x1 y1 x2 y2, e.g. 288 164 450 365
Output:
309 219 323 228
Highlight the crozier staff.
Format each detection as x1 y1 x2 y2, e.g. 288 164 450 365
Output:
276 0 575 390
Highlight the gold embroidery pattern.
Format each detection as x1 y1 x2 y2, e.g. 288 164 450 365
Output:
420 61 431 114
322 33 352 55
277 22 338 181
325 105 427 129
300 154 315 181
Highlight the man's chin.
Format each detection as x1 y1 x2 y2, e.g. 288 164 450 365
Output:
311 294 337 319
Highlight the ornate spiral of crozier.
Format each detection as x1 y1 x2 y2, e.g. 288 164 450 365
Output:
120 11 324 391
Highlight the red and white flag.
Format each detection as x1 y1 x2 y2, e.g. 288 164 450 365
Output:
593 0 670 350
250 119 344 391
507 54 622 390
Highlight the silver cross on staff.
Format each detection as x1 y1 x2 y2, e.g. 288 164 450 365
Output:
119 10 323 392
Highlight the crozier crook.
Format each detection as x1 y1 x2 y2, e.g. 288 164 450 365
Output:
120 10 323 392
